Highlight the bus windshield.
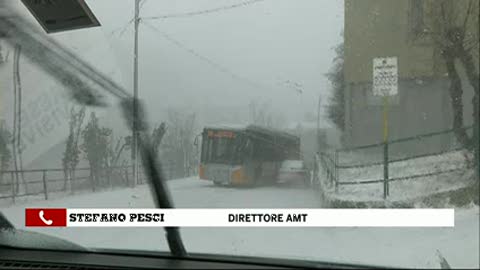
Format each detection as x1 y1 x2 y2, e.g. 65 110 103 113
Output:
201 129 246 165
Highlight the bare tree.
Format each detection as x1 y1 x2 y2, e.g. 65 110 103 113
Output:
151 122 167 155
128 122 167 183
325 42 345 132
82 112 110 191
111 136 131 168
105 134 132 187
428 0 479 176
62 106 85 192
161 109 197 179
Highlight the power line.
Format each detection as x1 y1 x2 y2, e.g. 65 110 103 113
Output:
142 21 271 92
108 0 147 38
109 18 134 38
142 0 264 20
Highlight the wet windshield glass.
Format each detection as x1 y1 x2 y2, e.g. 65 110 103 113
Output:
0 0 479 268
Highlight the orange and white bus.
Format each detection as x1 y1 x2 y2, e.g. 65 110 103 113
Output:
198 125 300 187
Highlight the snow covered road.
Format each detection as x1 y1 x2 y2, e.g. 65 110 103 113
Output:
2 177 479 268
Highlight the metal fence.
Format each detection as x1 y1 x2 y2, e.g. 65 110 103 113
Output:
0 161 179 203
318 126 474 198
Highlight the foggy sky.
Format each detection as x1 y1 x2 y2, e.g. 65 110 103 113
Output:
1 0 343 167
86 0 344 126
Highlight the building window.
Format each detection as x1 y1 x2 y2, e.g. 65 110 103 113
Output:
409 0 425 38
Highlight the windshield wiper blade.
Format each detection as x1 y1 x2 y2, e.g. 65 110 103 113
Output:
121 98 187 257
0 8 186 257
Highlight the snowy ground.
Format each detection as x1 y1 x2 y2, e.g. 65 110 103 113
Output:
321 150 476 202
1 177 479 268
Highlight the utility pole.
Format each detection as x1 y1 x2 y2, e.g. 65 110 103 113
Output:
132 0 140 185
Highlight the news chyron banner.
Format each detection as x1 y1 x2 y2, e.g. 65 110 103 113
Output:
25 208 455 227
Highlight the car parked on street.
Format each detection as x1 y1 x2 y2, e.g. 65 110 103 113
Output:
277 160 310 187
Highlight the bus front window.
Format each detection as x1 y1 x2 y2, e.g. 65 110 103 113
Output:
203 134 245 165
213 137 232 161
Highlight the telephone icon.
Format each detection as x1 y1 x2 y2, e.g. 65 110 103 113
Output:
39 210 53 225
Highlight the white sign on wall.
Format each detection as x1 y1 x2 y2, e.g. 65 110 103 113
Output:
373 57 398 96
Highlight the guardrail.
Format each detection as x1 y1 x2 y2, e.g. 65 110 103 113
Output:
318 126 474 199
0 160 179 203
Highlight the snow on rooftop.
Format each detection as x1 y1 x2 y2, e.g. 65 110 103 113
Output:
204 123 248 130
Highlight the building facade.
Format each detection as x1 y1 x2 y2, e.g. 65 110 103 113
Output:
343 0 478 153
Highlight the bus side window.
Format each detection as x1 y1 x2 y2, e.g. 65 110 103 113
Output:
251 140 261 160
254 140 275 161
244 139 253 158
232 136 248 163
201 135 207 162
208 137 215 162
